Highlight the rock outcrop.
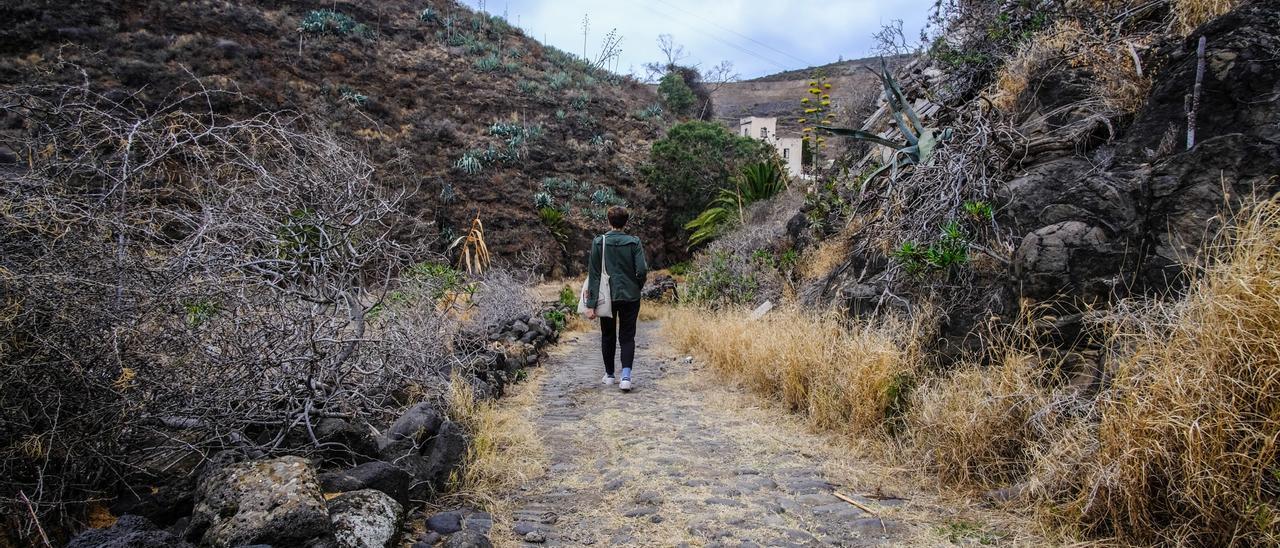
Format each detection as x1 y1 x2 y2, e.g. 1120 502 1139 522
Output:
186 456 332 547
319 461 415 507
328 489 404 548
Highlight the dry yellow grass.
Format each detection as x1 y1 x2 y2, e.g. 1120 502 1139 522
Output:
445 372 548 511
909 199 1280 544
799 238 849 281
664 307 920 436
1173 0 1239 35
908 352 1056 489
990 19 1150 115
1052 199 1280 544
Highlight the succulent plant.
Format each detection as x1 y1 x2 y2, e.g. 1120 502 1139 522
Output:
454 152 483 175
817 58 952 183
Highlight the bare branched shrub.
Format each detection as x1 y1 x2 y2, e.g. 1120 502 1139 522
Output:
0 82 449 533
685 224 789 307
468 269 540 331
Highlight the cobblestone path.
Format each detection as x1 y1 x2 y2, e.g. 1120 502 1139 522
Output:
493 321 947 547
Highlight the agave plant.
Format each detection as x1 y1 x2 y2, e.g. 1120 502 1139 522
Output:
817 58 952 183
684 162 787 247
448 215 491 274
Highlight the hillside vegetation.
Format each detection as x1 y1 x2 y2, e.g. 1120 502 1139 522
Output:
669 0 1280 544
1 0 673 274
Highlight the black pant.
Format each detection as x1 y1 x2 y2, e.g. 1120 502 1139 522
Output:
600 300 641 377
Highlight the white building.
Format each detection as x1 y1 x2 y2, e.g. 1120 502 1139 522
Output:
738 116 803 178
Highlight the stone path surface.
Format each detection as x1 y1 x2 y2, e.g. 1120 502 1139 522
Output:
494 321 939 547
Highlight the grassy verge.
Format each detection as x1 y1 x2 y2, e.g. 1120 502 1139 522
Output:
664 307 923 436
669 200 1280 544
445 372 548 513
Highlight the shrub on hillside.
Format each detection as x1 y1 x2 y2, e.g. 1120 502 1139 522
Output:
299 9 372 38
685 161 787 248
657 71 696 117
684 225 788 307
641 121 774 232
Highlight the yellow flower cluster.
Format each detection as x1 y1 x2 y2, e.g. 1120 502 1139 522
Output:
799 72 836 149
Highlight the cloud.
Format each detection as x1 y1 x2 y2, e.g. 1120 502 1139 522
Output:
457 0 932 79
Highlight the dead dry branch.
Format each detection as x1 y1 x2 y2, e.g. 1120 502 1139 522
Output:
0 81 455 535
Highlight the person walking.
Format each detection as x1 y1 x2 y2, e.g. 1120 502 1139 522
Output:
583 206 648 392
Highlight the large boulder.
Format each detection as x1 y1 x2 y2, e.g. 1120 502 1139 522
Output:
315 417 380 464
1136 134 1280 292
186 456 332 547
424 420 469 491
998 157 1138 237
1013 221 1126 304
319 460 416 507
383 403 442 446
328 489 404 548
68 515 192 548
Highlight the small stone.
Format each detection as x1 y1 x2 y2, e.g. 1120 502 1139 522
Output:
463 511 494 533
427 510 463 534
704 497 745 507
633 490 662 504
443 530 493 548
512 522 539 536
523 531 547 543
711 486 742 497
649 514 665 524
622 505 657 518
779 479 832 494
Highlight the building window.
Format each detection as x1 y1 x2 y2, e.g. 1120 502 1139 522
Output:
760 127 769 139
782 148 790 159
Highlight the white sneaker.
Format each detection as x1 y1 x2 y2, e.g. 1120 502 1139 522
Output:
619 378 632 391
602 375 615 385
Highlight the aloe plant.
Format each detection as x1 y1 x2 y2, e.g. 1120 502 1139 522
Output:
817 58 952 183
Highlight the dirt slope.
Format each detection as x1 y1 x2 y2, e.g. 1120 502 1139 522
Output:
0 0 669 273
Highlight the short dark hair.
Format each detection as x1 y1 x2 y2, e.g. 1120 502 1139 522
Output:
607 206 629 228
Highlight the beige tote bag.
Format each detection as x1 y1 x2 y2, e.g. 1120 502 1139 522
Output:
578 234 613 318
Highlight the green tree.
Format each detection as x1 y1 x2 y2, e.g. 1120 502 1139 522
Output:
657 71 696 117
641 121 775 233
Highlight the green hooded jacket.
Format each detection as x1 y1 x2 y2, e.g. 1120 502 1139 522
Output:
585 230 648 307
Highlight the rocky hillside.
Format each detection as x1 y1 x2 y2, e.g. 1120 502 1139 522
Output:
807 0 1280 364
0 0 670 274
673 0 1280 543
708 56 907 134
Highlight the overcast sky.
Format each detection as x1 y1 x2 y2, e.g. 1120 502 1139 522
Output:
457 0 933 80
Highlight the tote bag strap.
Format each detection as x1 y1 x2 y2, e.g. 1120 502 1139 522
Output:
600 232 608 277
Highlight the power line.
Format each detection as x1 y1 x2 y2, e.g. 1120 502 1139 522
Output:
650 0 815 68
641 3 794 74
